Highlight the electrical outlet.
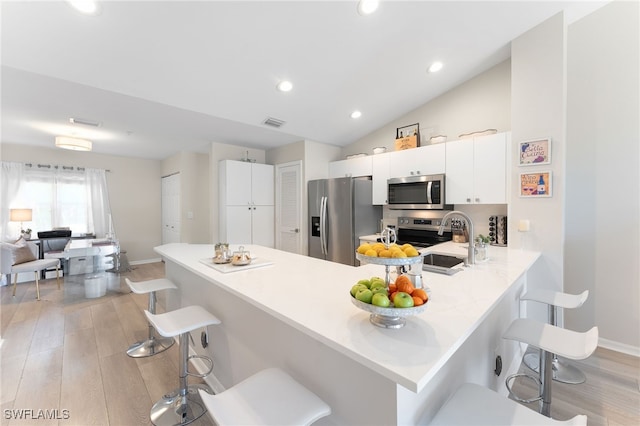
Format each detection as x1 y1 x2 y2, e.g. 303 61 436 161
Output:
200 331 208 348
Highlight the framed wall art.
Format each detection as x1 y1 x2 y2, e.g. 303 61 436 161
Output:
519 138 551 166
394 123 420 151
520 171 552 197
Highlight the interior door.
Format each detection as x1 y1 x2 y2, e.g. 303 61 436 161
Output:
161 173 181 244
275 161 302 254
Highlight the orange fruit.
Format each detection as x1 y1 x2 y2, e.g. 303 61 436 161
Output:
412 288 428 302
388 283 397 294
412 296 424 306
389 291 398 303
395 275 415 294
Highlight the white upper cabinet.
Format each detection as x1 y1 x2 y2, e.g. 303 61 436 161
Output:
371 154 390 205
220 160 274 206
329 156 373 178
445 132 508 205
387 143 446 178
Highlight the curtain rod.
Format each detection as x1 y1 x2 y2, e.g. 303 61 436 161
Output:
24 162 111 173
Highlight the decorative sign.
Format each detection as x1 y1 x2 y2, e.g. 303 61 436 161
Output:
519 138 551 166
520 171 552 197
395 123 420 151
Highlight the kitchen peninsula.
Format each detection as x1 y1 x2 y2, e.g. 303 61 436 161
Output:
155 243 540 425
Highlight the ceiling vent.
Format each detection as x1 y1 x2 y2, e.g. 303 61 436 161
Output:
69 117 101 127
262 117 285 128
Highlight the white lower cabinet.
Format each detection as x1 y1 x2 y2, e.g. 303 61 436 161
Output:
445 132 508 204
224 205 274 247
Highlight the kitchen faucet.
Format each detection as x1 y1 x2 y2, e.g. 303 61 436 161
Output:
439 211 475 265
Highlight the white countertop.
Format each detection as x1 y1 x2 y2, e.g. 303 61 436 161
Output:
155 242 540 393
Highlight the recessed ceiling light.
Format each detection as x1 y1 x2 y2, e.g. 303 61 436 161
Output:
350 110 362 119
66 1 100 16
276 80 293 92
357 0 379 16
428 62 444 73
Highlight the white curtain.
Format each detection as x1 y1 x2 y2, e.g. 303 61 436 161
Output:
1 162 25 241
85 168 114 239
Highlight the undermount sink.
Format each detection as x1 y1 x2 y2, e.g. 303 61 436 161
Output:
422 253 465 275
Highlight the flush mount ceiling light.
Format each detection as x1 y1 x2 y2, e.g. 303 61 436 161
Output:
350 110 362 119
357 0 379 16
66 0 101 15
428 61 444 73
55 136 92 151
276 80 293 92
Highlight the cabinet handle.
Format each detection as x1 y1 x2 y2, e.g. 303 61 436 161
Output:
466 198 471 202
475 198 480 203
416 170 421 175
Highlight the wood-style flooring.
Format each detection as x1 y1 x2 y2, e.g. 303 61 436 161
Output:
1 263 639 425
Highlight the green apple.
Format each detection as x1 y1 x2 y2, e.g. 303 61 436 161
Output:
371 286 388 296
350 284 368 297
393 292 414 308
355 288 373 304
370 276 384 284
371 293 391 308
357 279 372 289
370 281 386 291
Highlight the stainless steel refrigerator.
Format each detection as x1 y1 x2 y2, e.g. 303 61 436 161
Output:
308 177 382 266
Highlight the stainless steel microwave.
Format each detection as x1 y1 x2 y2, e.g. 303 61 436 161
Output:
387 174 452 210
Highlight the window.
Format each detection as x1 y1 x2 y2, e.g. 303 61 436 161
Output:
2 162 113 240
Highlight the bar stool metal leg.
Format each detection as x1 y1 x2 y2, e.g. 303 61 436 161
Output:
127 291 175 358
149 332 212 426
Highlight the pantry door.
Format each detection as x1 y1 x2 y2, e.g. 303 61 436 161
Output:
275 161 302 254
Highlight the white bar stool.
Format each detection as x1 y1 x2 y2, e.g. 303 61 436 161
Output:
125 278 177 358
429 382 587 425
197 367 331 426
503 318 598 417
145 305 221 426
521 288 589 384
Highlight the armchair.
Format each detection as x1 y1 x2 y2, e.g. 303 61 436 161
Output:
1 238 60 301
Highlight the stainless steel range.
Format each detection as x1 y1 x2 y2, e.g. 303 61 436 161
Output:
378 217 453 249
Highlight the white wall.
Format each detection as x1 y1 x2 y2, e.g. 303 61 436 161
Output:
0 143 162 262
344 59 511 157
161 151 210 244
565 0 639 353
510 13 567 329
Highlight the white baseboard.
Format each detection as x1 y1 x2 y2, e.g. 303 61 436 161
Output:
598 337 640 358
129 258 162 265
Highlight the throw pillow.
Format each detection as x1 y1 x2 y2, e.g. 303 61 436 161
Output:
9 237 37 265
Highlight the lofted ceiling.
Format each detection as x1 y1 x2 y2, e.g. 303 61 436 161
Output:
1 1 607 160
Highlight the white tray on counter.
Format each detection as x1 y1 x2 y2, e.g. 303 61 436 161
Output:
199 257 273 273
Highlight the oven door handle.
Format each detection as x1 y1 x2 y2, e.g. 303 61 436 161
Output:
426 181 433 204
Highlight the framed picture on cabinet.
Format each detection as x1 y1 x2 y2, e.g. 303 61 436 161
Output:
395 123 420 151
519 138 551 166
520 171 552 197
